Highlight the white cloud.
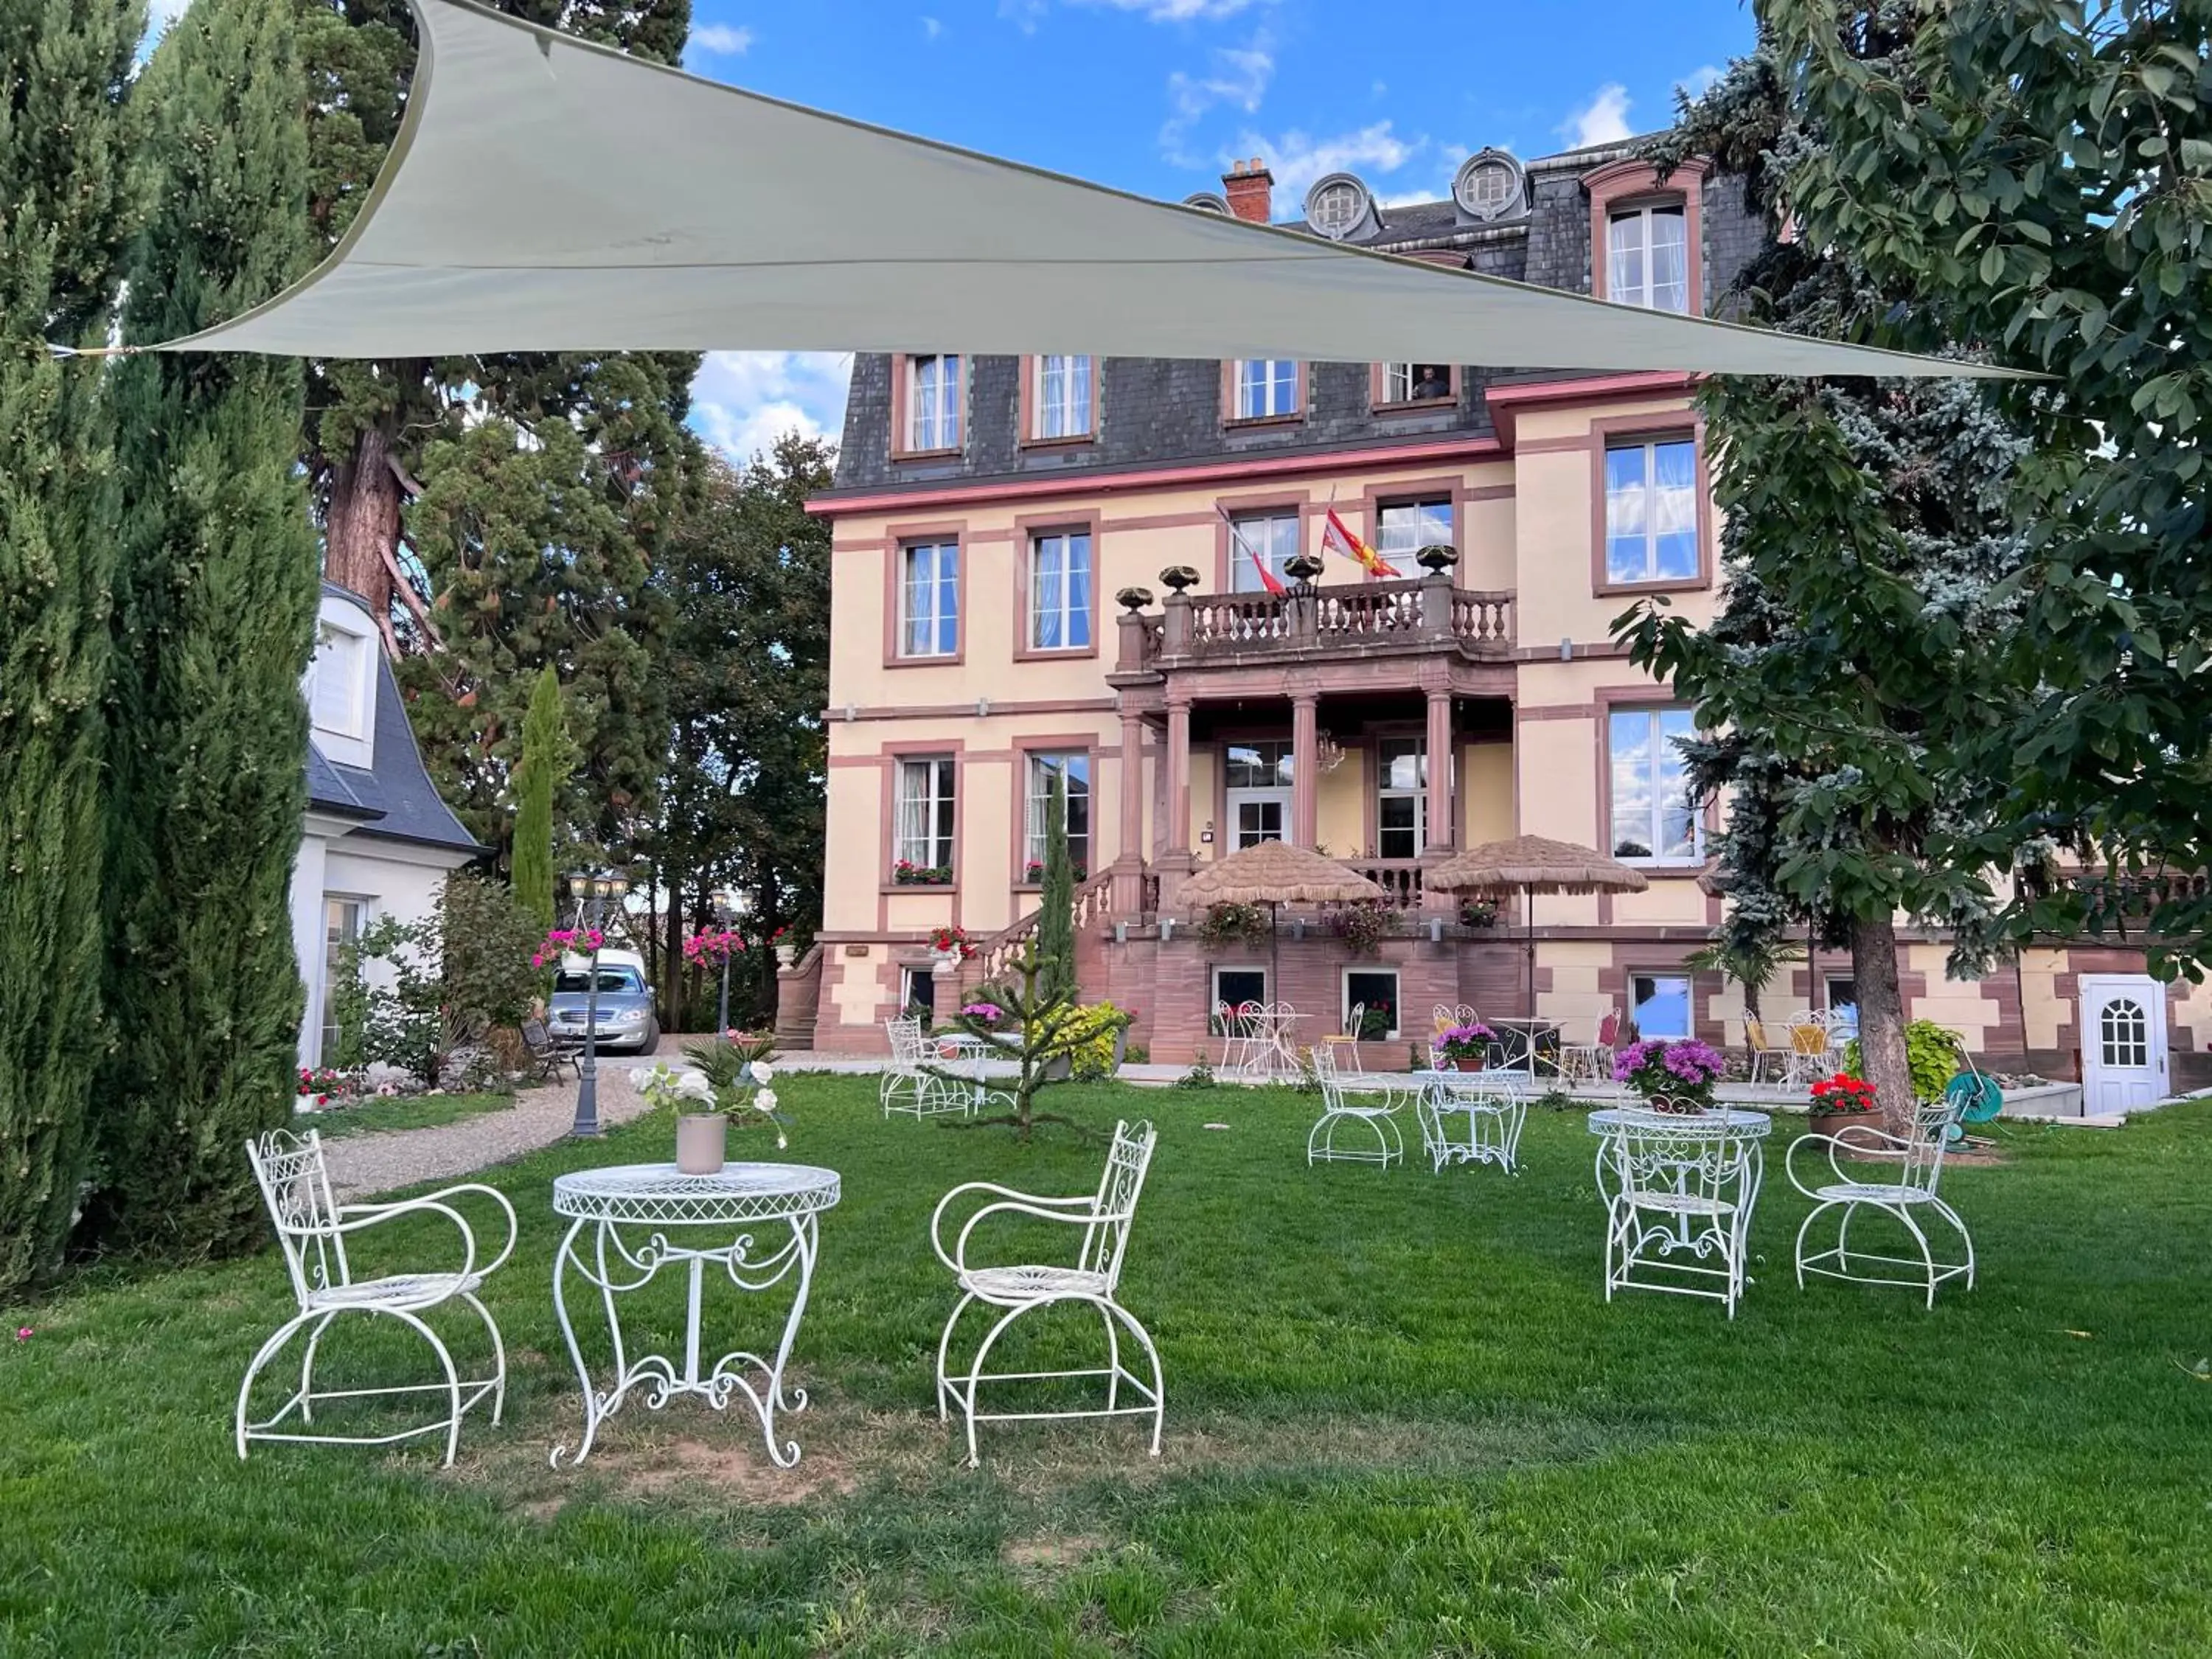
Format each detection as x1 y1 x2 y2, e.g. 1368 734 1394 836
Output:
1008 0 1267 27
1160 35 1274 166
1233 121 1419 204
1675 63 1723 100
922 14 942 37
689 22 754 55
689 352 850 465
1561 83 1633 149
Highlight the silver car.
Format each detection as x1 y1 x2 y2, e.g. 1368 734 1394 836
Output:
547 954 661 1054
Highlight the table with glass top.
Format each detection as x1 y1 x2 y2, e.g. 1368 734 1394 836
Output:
550 1161 840 1469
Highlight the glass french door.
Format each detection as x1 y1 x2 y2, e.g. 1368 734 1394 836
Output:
1227 788 1291 849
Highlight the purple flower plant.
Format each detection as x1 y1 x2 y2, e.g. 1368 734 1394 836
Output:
960 1001 1005 1022
1615 1037 1727 1107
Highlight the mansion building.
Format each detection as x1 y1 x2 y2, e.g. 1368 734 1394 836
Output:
786 139 2209 1103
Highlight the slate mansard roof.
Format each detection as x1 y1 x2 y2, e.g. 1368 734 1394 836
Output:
307 583 483 855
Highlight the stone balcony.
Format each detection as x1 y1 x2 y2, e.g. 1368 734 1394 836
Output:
1113 571 1514 677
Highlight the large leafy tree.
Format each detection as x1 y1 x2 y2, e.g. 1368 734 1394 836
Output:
88 0 322 1256
649 435 832 1024
1619 44 2033 1120
1758 0 2212 970
0 0 142 1295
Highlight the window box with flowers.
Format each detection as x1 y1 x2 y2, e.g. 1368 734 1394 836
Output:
1022 860 1088 886
893 860 953 887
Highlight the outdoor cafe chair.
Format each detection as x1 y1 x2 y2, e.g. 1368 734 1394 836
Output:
931 1119 1164 1466
1305 1044 1414 1167
1557 1009 1620 1085
1788 1095 1975 1308
237 1129 515 1467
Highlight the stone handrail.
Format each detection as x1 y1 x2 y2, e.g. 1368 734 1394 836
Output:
1118 575 1514 669
973 869 1115 985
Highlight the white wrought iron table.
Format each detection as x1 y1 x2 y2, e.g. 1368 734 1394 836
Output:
1415 1068 1532 1173
1587 1107 1771 1315
551 1161 841 1468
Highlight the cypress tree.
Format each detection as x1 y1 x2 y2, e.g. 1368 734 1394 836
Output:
511 663 564 928
87 0 321 1256
1037 772 1077 1002
0 0 143 1296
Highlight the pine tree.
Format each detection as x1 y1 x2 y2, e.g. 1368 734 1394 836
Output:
1037 773 1077 1002
86 0 321 1256
0 0 143 1296
511 663 565 928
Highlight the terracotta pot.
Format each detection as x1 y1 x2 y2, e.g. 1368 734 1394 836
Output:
675 1113 727 1175
1452 1057 1484 1073
1809 1107 1878 1141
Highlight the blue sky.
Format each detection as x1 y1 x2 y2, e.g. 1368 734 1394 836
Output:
684 0 1756 465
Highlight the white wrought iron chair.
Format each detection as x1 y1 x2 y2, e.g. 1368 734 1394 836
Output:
1781 1012 1842 1089
1789 1096 1975 1308
932 1119 1164 1466
1558 1009 1621 1086
1595 1109 1764 1318
1214 1001 1265 1076
1315 1001 1365 1074
1306 1046 1411 1167
882 1017 998 1119
237 1129 515 1467
1415 1067 1531 1175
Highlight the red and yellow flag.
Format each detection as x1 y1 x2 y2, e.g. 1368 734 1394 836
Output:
1322 507 1400 579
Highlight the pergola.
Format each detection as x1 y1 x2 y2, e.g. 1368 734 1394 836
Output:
154 0 2028 378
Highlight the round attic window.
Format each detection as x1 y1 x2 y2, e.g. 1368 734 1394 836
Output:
1304 173 1374 240
1453 149 1525 221
1183 191 1232 215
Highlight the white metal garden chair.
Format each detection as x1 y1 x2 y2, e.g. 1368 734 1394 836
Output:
1788 1096 1975 1307
1306 1046 1413 1167
1214 1001 1265 1076
1557 1009 1620 1085
932 1119 1164 1466
1315 1001 1366 1074
237 1129 515 1467
1595 1110 1764 1318
1415 1068 1531 1175
881 1017 997 1119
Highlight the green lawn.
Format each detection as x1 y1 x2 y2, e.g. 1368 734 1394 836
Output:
306 1090 518 1140
6 1077 2211 1655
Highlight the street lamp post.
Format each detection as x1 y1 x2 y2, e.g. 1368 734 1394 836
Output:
711 887 739 1035
567 869 630 1138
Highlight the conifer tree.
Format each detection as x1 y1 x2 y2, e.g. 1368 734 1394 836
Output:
1037 772 1077 1002
0 0 142 1295
511 663 565 928
87 0 321 1256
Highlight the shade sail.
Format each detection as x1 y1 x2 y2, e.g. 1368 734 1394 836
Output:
1178 842 1385 908
159 0 2021 377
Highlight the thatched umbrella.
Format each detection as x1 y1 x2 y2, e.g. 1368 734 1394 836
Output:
1426 835 1649 1015
1180 840 1386 992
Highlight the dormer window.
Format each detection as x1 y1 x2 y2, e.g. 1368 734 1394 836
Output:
310 623 369 740
1303 173 1378 241
1228 359 1300 422
900 353 962 454
1026 355 1094 442
1378 362 1456 408
1608 204 1689 312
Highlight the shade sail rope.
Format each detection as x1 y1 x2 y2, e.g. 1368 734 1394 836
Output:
102 0 2033 377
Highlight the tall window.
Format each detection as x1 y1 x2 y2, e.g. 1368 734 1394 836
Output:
1604 439 1698 585
310 625 367 737
900 541 959 658
1375 737 1427 859
1023 752 1091 877
1233 359 1298 420
1610 707 1700 863
1027 530 1093 651
1227 509 1299 592
1381 362 1453 405
905 353 962 451
1630 972 1692 1040
1374 497 1453 565
895 757 956 874
1031 355 1093 439
319 898 362 1061
1607 204 1689 311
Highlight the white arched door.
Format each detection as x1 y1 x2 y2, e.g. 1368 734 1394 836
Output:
2079 975 2169 1113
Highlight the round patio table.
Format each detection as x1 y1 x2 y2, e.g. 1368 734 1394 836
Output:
1587 1107 1771 1314
551 1161 841 1469
1486 1016 1561 1074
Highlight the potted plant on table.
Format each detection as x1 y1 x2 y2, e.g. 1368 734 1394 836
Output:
641 1031 788 1174
1613 1037 1728 1114
1436 1022 1495 1072
1808 1071 1881 1138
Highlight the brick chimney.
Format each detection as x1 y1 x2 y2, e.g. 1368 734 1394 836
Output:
1222 158 1273 224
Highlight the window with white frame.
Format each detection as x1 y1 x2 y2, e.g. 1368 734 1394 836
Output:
894 756 956 874
904 353 962 451
1233 359 1298 420
1381 363 1454 405
1607 203 1689 311
1374 497 1453 565
1023 752 1091 879
1030 355 1093 439
310 623 369 738
1027 529 1093 651
1227 509 1299 591
1604 438 1699 585
1375 736 1427 860
1609 707 1700 863
319 897 363 1061
1630 972 1692 1040
900 541 959 658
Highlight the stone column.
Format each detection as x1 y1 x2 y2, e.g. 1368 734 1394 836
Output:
1425 688 1455 856
1158 698 1194 911
1291 692 1319 848
1111 707 1148 917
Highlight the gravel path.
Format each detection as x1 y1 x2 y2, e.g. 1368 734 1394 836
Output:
322 1062 658 1200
